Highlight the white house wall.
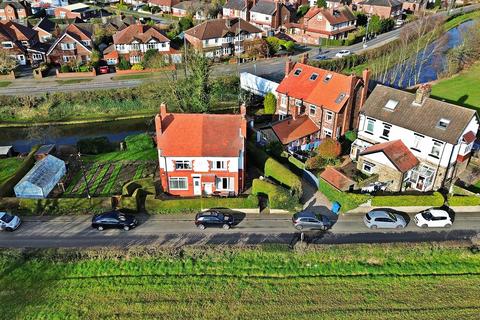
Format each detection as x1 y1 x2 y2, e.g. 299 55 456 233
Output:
240 72 279 97
363 152 397 170
158 155 242 172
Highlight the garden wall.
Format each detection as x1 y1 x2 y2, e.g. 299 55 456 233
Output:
56 69 97 78
0 71 15 80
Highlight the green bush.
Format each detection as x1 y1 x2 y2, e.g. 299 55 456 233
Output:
59 64 70 73
318 179 370 212
297 4 310 17
372 192 444 207
15 197 112 215
77 136 115 155
131 64 144 71
345 131 357 142
252 179 298 210
263 92 276 114
288 155 305 171
145 195 258 214
447 195 480 206
79 65 90 72
264 158 302 197
125 133 154 152
117 57 131 70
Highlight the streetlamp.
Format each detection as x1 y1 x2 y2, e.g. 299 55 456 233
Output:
77 152 91 199
363 14 371 49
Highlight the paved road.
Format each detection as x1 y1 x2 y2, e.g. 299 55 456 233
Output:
0 210 478 248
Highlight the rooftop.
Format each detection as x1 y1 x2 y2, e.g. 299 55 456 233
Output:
271 115 320 145
185 18 261 40
361 140 419 173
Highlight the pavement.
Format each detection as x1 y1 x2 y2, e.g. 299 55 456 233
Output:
0 209 478 248
2 4 478 96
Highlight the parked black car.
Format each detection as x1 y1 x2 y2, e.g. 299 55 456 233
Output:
292 211 331 231
91 211 138 231
195 210 234 230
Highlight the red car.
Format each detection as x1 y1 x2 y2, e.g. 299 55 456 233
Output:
99 66 109 74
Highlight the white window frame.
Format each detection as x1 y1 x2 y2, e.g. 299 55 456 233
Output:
323 128 333 138
325 111 334 123
381 123 391 139
412 134 423 150
366 118 375 134
309 105 316 116
362 161 375 173
169 177 188 190
212 160 226 170
281 95 287 107
2 41 13 49
175 160 192 170
430 141 443 158
32 53 43 60
216 177 233 191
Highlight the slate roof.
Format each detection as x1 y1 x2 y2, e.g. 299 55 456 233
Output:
0 0 26 10
113 24 169 44
360 0 402 7
276 62 356 113
271 115 320 145
251 0 276 15
224 0 248 10
0 20 36 41
361 85 478 145
304 6 356 25
185 18 261 40
361 140 419 173
156 110 246 157
35 17 57 33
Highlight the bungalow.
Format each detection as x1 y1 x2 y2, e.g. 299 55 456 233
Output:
155 103 247 197
356 0 403 19
249 0 293 32
184 17 262 58
351 84 479 192
46 24 93 64
0 0 30 21
103 23 181 66
260 55 369 151
285 6 357 44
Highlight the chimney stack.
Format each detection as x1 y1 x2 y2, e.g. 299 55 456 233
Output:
414 84 431 106
284 58 294 77
299 53 309 64
160 103 167 117
360 68 370 106
156 103 167 135
240 103 247 118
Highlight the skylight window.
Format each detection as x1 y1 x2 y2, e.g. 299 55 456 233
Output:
324 74 332 82
437 118 450 130
384 99 399 111
293 68 302 76
335 93 346 104
310 73 318 81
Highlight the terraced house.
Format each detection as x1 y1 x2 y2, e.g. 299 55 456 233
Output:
262 55 369 151
155 104 247 197
351 84 479 192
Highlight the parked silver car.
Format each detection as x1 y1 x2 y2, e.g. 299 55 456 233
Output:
0 211 21 231
292 211 331 231
363 209 407 229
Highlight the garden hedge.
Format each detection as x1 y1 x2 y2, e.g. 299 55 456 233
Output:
371 192 445 207
125 133 154 152
251 179 298 211
0 197 113 215
0 146 38 197
122 178 156 196
264 158 302 197
77 136 115 155
447 195 480 207
144 195 258 214
318 179 370 213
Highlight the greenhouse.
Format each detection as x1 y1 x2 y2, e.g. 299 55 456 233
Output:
14 155 66 199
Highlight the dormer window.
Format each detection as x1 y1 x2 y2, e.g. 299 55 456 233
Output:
293 68 302 76
437 118 450 130
324 74 332 82
310 73 318 81
384 99 399 111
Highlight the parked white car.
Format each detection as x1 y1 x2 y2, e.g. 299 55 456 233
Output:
363 209 407 229
335 50 351 58
0 211 21 231
414 208 452 228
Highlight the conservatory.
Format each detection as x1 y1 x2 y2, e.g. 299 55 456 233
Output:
14 155 66 199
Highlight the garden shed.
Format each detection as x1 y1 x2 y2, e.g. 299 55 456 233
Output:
14 155 66 199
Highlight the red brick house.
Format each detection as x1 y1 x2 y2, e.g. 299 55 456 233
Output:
0 20 44 65
33 17 58 43
286 6 357 44
147 0 180 13
46 24 93 64
264 55 369 151
356 0 403 19
0 0 30 21
155 104 247 197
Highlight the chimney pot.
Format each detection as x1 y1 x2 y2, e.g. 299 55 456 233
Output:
284 58 294 77
160 103 167 117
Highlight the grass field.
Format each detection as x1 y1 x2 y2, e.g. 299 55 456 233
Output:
2 243 480 319
431 62 480 110
0 157 22 185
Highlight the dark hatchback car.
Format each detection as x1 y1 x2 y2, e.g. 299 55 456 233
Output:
195 210 234 230
92 211 138 231
292 211 332 231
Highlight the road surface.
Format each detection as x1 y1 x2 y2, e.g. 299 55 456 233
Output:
0 210 478 248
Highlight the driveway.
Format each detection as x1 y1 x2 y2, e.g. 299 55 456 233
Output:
0 210 479 248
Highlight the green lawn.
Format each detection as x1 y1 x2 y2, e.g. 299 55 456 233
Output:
1 243 480 319
0 81 11 87
431 62 480 111
0 157 22 185
83 148 157 162
55 79 93 84
111 73 161 80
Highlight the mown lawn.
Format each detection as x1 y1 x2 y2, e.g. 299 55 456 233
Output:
0 157 22 185
2 243 480 319
83 148 158 162
431 62 480 111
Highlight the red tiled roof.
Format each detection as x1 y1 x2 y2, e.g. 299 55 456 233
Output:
276 62 355 113
148 0 179 6
103 49 118 60
361 140 419 173
304 6 356 24
156 111 246 157
271 115 320 145
463 131 476 144
113 24 169 44
0 20 36 41
185 18 261 40
320 167 355 191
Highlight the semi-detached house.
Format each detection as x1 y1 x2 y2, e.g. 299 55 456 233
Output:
155 104 247 197
351 84 479 192
46 24 93 64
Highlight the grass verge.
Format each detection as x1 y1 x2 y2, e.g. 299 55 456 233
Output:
1 243 480 319
55 79 93 84
0 81 11 87
318 179 370 212
111 73 160 80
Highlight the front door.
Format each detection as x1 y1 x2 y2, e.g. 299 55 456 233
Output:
193 177 201 196
203 183 213 195
416 176 425 191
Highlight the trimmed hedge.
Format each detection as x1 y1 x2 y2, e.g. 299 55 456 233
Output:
145 195 258 214
247 141 269 170
0 146 38 197
371 192 445 207
122 178 156 196
318 179 370 213
77 136 115 155
0 197 112 215
447 195 480 207
251 179 298 211
264 158 302 197
125 133 154 152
